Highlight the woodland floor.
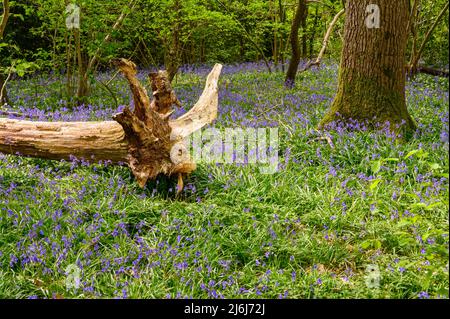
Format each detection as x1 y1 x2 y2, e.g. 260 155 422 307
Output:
0 61 448 298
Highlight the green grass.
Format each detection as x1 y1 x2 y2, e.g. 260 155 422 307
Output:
0 63 448 299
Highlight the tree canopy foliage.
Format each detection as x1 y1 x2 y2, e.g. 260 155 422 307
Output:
1 0 446 70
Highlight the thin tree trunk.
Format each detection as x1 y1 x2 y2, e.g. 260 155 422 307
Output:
0 0 9 39
66 30 73 99
75 28 88 102
320 0 416 137
278 0 285 71
300 4 308 58
409 2 449 74
166 0 182 82
309 6 319 58
300 9 345 73
271 0 278 66
0 73 9 105
417 66 449 78
216 0 272 73
285 0 307 87
1 0 10 105
77 1 137 100
239 37 245 61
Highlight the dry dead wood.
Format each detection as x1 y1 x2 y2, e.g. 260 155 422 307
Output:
0 58 223 189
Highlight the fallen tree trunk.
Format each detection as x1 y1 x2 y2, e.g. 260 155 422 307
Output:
0 58 223 188
417 66 449 78
0 119 128 162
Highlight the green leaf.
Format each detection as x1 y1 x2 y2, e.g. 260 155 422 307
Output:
417 150 429 159
13 13 25 21
360 239 382 249
437 288 449 297
369 179 382 191
404 149 428 160
397 220 412 228
360 240 372 249
371 160 382 174
429 163 441 170
373 240 382 249
405 193 421 200
410 202 427 211
422 232 432 242
384 158 399 162
425 202 443 210
404 150 419 159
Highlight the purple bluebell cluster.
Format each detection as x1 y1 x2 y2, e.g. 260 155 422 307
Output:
0 60 448 299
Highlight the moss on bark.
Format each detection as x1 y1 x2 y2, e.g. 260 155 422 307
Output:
320 67 416 138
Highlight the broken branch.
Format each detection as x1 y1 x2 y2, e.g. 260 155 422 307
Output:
299 8 344 73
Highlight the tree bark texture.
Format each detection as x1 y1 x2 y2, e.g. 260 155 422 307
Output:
285 0 307 87
320 0 416 136
0 59 223 188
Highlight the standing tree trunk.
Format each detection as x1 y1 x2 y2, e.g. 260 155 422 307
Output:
0 73 9 105
285 0 307 87
278 0 286 72
300 4 308 58
408 2 449 76
165 0 182 82
75 28 89 103
320 0 416 137
239 37 245 60
309 6 319 59
0 0 10 105
76 1 137 101
271 0 278 66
